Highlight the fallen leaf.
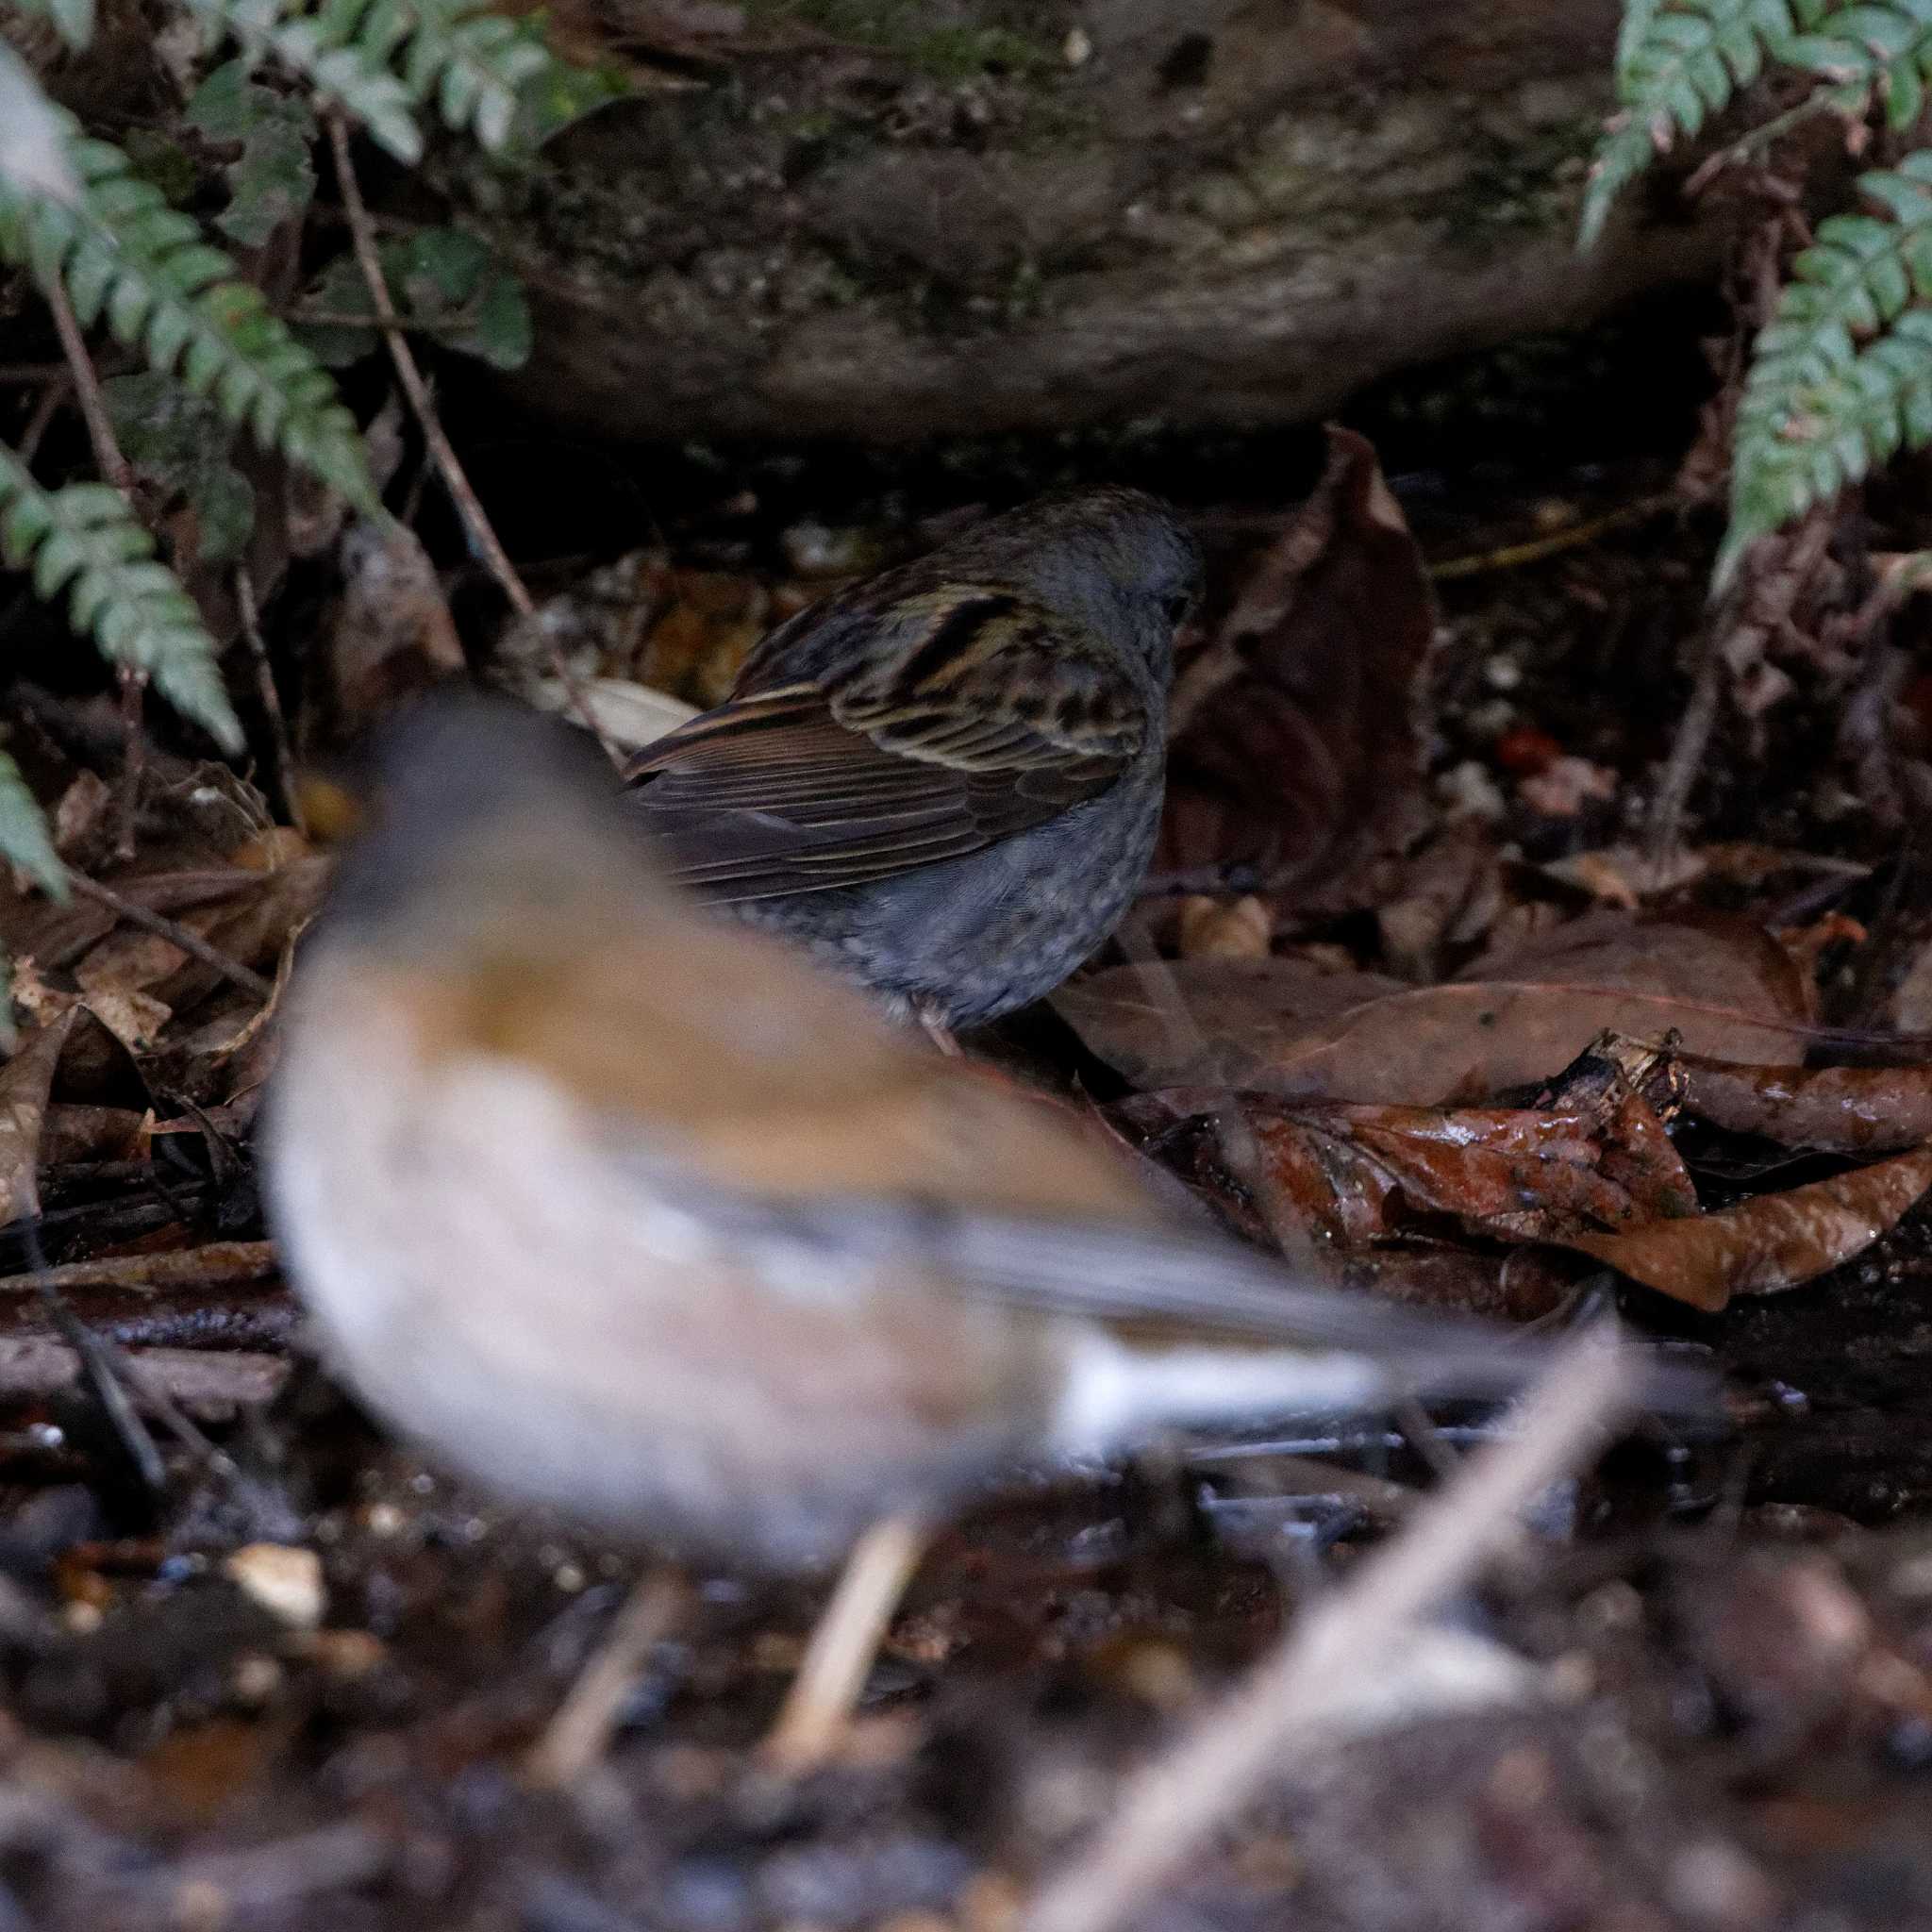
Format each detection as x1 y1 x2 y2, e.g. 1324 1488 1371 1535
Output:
1057 913 1810 1101
1132 1091 1690 1244
81 988 173 1057
1564 1142 1932 1311
1158 426 1432 904
1674 1053 1932 1155
0 1012 75 1225
328 518 464 733
1177 895 1272 961
41 1104 146 1166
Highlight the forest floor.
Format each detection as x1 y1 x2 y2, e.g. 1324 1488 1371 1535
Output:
3 362 1932 1929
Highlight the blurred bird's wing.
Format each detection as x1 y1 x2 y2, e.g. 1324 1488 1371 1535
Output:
622 586 1146 902
685 1186 1718 1418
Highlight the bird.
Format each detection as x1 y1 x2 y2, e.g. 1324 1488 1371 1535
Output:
264 692 1714 1775
622 487 1203 1033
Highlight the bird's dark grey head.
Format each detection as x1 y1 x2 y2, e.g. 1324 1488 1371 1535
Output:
946 486 1203 682
321 689 641 947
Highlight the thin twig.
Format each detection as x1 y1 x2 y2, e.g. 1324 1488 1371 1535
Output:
0 1240 279 1297
1114 914 1325 1278
235 567 307 836
1024 1329 1635 1932
322 112 620 763
1644 604 1728 888
525 1570 688 1787
115 666 146 861
44 278 134 495
1427 495 1672 582
64 873 275 1003
45 280 153 855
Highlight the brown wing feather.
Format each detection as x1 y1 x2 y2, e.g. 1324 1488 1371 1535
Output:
624 586 1147 902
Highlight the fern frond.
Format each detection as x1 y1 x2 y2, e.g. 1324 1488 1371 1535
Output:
0 125 380 515
185 0 552 159
0 751 65 898
1719 153 1932 585
1581 0 1837 249
398 0 550 152
0 447 242 751
180 0 424 161
1786 1 1932 128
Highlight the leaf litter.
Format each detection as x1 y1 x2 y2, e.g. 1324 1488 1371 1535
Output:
6 441 1932 1926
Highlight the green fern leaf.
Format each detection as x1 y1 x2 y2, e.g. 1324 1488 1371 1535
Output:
0 125 380 515
0 447 243 752
185 0 558 159
1786 1 1932 129
0 751 65 899
1719 158 1932 585
1581 0 1840 250
180 0 425 161
397 0 550 151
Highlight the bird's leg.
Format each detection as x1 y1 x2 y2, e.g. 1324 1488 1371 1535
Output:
760 1513 929 1774
525 1567 688 1786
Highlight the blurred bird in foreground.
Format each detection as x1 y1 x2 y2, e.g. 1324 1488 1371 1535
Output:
266 694 1713 1774
624 487 1202 1033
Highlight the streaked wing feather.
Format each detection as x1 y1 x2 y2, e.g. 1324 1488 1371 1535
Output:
625 680 1130 901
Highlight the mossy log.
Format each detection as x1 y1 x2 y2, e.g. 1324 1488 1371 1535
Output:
468 0 1716 445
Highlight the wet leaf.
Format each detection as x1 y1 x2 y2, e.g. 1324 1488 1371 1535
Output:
1127 1086 1695 1256
1057 914 1810 1101
1158 426 1432 904
1674 1054 1932 1155
1565 1143 1932 1312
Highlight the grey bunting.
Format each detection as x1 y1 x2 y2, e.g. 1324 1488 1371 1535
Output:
264 694 1717 1773
623 486 1203 1031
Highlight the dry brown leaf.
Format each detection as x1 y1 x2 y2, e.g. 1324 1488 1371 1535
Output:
1057 913 1810 1102
1157 425 1432 905
1564 1143 1932 1311
1176 895 1272 961
328 519 464 733
0 1012 75 1225
41 1104 146 1166
82 988 173 1056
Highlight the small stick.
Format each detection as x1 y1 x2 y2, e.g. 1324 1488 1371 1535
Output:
1645 601 1730 888
115 666 147 860
64 873 275 1003
234 566 307 836
44 279 133 495
762 1512 930 1774
0 1336 286 1407
525 1570 688 1787
322 113 619 764
0 1240 278 1296
1024 1329 1635 1932
45 279 152 857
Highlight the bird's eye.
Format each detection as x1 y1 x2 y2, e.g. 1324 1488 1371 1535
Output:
1161 591 1195 628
